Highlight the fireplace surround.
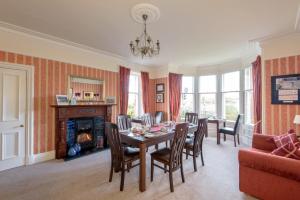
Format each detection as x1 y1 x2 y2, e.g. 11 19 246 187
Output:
51 104 115 159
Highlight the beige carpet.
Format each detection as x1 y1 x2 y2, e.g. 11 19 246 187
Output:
0 137 257 200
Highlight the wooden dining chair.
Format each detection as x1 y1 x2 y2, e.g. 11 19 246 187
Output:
142 113 155 126
150 123 189 192
117 115 131 131
185 112 198 125
218 114 242 147
154 111 164 124
105 123 139 191
184 118 207 171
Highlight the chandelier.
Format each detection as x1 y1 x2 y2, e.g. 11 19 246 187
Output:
129 14 160 58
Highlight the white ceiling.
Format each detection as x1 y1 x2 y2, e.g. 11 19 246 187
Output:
0 0 299 68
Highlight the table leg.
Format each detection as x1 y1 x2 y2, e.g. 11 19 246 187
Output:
216 122 220 145
139 143 146 192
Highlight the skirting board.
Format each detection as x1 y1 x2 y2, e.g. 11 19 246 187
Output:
28 151 55 165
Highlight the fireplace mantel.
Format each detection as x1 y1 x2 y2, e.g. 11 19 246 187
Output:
51 104 116 159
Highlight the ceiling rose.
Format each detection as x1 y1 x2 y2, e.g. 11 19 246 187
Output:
131 3 160 24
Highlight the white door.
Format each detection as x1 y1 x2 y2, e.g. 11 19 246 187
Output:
0 67 26 171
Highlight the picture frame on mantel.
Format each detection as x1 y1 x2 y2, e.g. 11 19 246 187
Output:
271 74 300 104
56 95 69 105
156 83 165 93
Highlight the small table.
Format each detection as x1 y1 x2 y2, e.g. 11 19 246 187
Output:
120 124 197 192
208 119 225 143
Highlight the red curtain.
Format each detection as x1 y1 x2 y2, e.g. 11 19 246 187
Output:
141 72 150 113
252 56 262 133
169 73 182 121
119 66 131 115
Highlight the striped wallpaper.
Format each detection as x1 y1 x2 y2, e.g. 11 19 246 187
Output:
264 55 300 135
0 50 119 154
149 77 170 121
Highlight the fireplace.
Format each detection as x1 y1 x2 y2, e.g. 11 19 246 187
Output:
66 117 105 159
51 104 115 159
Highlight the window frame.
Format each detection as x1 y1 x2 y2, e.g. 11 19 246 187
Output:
180 76 196 120
221 71 241 121
198 75 217 118
244 67 254 125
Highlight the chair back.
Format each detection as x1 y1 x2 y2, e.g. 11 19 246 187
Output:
193 118 208 156
105 123 123 172
170 123 189 170
185 112 198 125
142 113 155 127
155 111 164 124
233 114 243 135
117 115 131 131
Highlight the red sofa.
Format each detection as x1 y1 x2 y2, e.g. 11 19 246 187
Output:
239 134 300 200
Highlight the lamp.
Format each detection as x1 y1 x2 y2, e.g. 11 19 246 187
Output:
294 115 300 125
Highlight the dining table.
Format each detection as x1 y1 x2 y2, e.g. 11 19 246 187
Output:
120 123 198 192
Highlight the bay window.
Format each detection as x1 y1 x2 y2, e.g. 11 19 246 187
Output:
199 75 217 118
222 71 240 121
180 76 195 120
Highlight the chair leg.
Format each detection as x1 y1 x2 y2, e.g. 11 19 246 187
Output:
234 135 237 147
164 164 167 173
180 164 185 182
169 171 174 192
150 157 154 182
127 163 130 172
200 151 204 166
165 141 168 148
224 134 226 141
237 134 240 145
186 150 189 159
155 144 158 150
109 160 113 182
217 132 220 144
120 163 125 191
193 154 197 172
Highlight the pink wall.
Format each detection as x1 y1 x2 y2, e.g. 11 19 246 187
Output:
264 55 300 135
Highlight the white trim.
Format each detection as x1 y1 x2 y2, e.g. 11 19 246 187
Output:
28 151 55 164
294 4 300 31
0 62 34 167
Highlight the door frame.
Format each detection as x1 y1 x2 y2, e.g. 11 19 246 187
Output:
0 62 34 166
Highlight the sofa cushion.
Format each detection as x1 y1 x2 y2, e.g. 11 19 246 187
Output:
252 134 277 152
271 142 300 160
273 133 299 148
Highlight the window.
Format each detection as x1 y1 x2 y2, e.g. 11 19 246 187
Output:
199 75 217 118
244 67 253 124
180 76 195 120
127 74 141 117
222 71 240 121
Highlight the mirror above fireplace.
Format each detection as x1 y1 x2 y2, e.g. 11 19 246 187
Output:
68 76 105 102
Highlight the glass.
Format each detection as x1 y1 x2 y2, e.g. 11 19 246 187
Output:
199 93 216 118
128 93 138 117
245 91 253 124
199 75 217 93
223 92 240 121
181 76 194 93
129 75 139 93
222 71 240 92
245 67 252 90
180 93 194 120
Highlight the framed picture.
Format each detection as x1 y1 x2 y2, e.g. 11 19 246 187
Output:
83 91 94 100
105 96 116 104
271 74 300 104
156 93 164 103
156 83 165 93
56 95 69 105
